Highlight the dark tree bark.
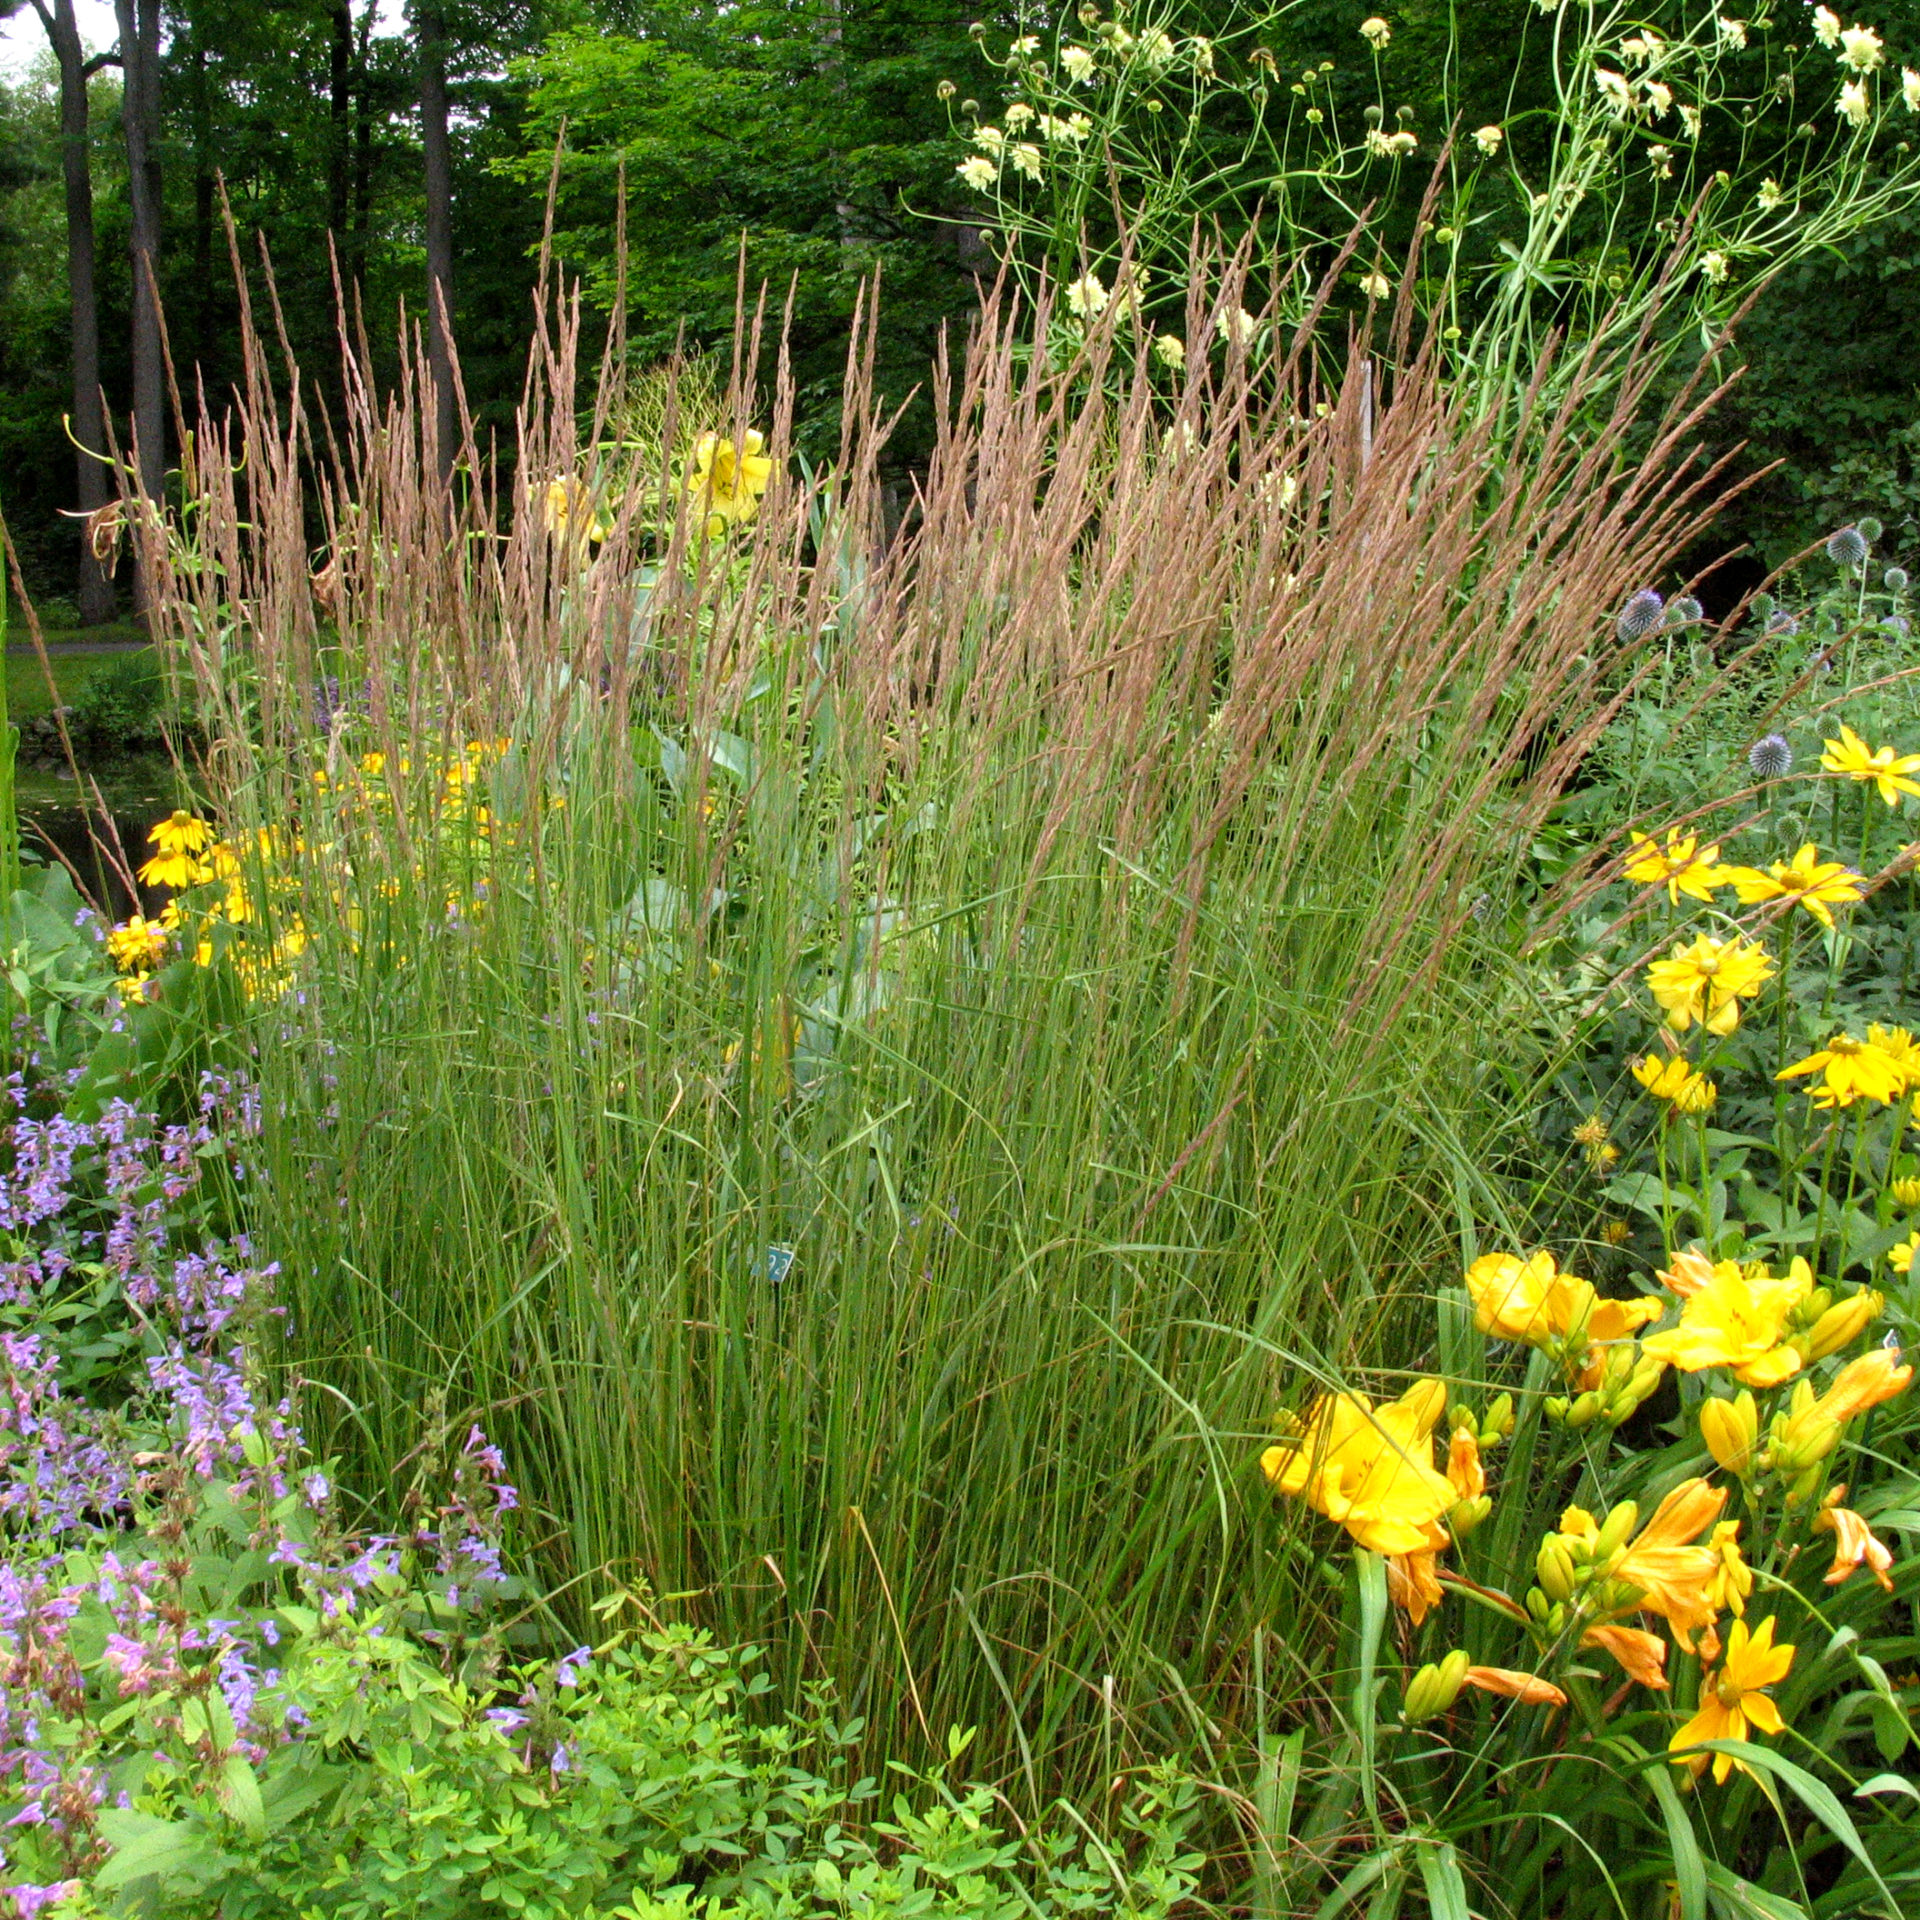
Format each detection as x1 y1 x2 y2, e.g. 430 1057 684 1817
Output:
328 0 352 241
30 0 115 624
414 1 457 479
113 0 165 532
189 26 214 374
348 0 377 285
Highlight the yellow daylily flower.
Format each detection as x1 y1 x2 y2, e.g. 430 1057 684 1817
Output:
1777 1032 1906 1109
1580 1622 1669 1690
1819 723 1920 806
1670 1615 1795 1784
1722 844 1863 929
1623 828 1730 904
1261 1379 1456 1556
1645 934 1773 1035
687 429 775 536
1464 1251 1595 1350
1641 1258 1810 1387
1460 1666 1567 1708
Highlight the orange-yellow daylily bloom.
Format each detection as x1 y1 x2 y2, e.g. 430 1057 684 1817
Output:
1640 1258 1809 1387
1624 828 1730 904
1461 1666 1568 1708
1722 844 1863 929
1573 1295 1666 1392
1777 1032 1907 1109
1581 1622 1670 1690
1816 1344 1913 1424
1464 1251 1594 1350
1261 1379 1456 1556
1645 934 1773 1035
1607 1478 1728 1647
1670 1615 1795 1783
1386 1549 1445 1626
1819 723 1920 806
1814 1491 1895 1591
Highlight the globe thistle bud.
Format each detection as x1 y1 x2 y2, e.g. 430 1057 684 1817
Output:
1664 595 1704 628
1827 525 1870 568
1886 566 1909 591
1616 588 1665 640
1766 610 1799 637
1860 516 1885 543
1751 591 1776 618
1748 733 1793 779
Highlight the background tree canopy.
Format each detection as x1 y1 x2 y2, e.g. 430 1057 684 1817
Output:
0 0 1917 614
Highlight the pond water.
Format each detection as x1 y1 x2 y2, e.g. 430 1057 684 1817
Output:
15 752 177 921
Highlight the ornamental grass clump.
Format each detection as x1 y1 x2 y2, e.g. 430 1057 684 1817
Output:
118 230 1749 1844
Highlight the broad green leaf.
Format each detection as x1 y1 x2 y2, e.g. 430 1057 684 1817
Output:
1645 1761 1707 1920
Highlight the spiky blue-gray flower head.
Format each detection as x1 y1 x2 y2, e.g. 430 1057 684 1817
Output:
1885 566 1909 591
1616 588 1665 641
1766 609 1799 637
1884 615 1911 639
1664 595 1704 628
1748 733 1793 780
1827 525 1870 568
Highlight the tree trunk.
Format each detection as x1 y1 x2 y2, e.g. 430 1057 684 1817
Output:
415 1 457 479
348 0 376 287
114 0 164 529
190 27 214 374
328 0 352 242
33 0 114 624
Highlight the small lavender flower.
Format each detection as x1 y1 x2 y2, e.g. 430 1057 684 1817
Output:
1827 524 1870 568
1749 733 1793 780
554 1646 592 1688
1616 588 1665 641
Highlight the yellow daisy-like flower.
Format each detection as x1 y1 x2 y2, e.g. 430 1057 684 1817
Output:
136 848 214 891
1776 1032 1907 1109
686 429 775 537
1865 1024 1920 1096
1640 1257 1810 1387
1889 1232 1920 1274
1669 1615 1795 1784
104 914 170 976
1819 724 1920 806
1631 1053 1716 1112
1623 828 1729 905
1722 844 1863 929
146 810 213 858
1645 934 1773 1036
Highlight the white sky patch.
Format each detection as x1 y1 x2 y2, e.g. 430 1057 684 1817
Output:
0 1 410 85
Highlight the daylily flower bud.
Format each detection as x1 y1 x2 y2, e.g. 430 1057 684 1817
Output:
1449 1494 1492 1539
1543 1395 1571 1425
1536 1536 1577 1602
1700 1391 1758 1474
1804 1289 1883 1361
1480 1394 1515 1444
1770 1379 1842 1474
1593 1500 1639 1563
1404 1648 1470 1723
1564 1390 1603 1429
1787 1461 1827 1509
1526 1586 1552 1625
